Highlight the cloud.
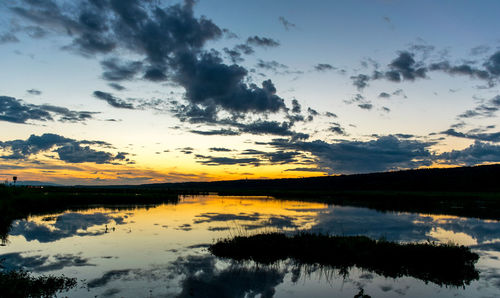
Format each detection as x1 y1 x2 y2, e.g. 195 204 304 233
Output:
237 120 308 140
267 135 434 174
195 155 260 166
470 45 490 56
314 63 335 72
351 49 500 91
386 51 427 81
378 92 391 98
442 129 500 143
0 32 19 44
438 141 500 165
0 252 93 273
484 50 500 76
174 52 286 114
358 103 373 110
0 133 129 164
87 269 132 288
458 95 500 119
55 144 126 164
256 59 288 72
350 74 370 90
9 212 125 243
209 147 232 152
26 89 42 95
189 129 240 136
278 16 296 30
291 99 301 114
10 0 292 117
172 255 285 298
108 83 125 91
93 91 134 109
100 58 143 81
329 123 346 135
0 95 96 124
429 61 489 80
246 36 280 48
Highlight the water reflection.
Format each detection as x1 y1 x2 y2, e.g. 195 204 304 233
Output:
1 195 500 297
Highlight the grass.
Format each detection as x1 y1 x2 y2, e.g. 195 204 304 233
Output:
0 270 77 298
209 232 480 287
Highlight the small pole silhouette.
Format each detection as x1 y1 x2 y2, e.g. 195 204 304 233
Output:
13 176 17 186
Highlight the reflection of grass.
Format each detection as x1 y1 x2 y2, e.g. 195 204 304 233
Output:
0 269 76 297
209 232 480 287
0 185 181 243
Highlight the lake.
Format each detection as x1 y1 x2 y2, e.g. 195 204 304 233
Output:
2 195 500 297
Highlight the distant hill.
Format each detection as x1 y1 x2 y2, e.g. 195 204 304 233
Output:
141 164 500 192
8 181 62 187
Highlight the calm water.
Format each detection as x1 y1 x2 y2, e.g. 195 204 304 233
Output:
2 195 500 297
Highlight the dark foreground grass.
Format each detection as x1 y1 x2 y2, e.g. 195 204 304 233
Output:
0 270 76 298
209 232 480 287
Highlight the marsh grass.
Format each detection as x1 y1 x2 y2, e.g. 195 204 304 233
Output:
209 232 480 287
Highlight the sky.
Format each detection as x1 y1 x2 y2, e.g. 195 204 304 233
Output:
0 0 499 185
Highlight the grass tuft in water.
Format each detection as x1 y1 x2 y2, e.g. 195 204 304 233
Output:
209 232 479 287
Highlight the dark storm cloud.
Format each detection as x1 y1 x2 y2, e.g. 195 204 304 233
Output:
0 96 96 124
0 133 129 164
93 91 134 109
442 128 500 143
174 52 286 113
26 89 42 95
100 58 143 81
438 141 500 165
314 63 335 72
279 16 296 30
246 36 280 48
10 0 290 116
267 135 434 174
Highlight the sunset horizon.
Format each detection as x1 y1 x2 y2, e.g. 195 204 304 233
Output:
1 0 499 185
